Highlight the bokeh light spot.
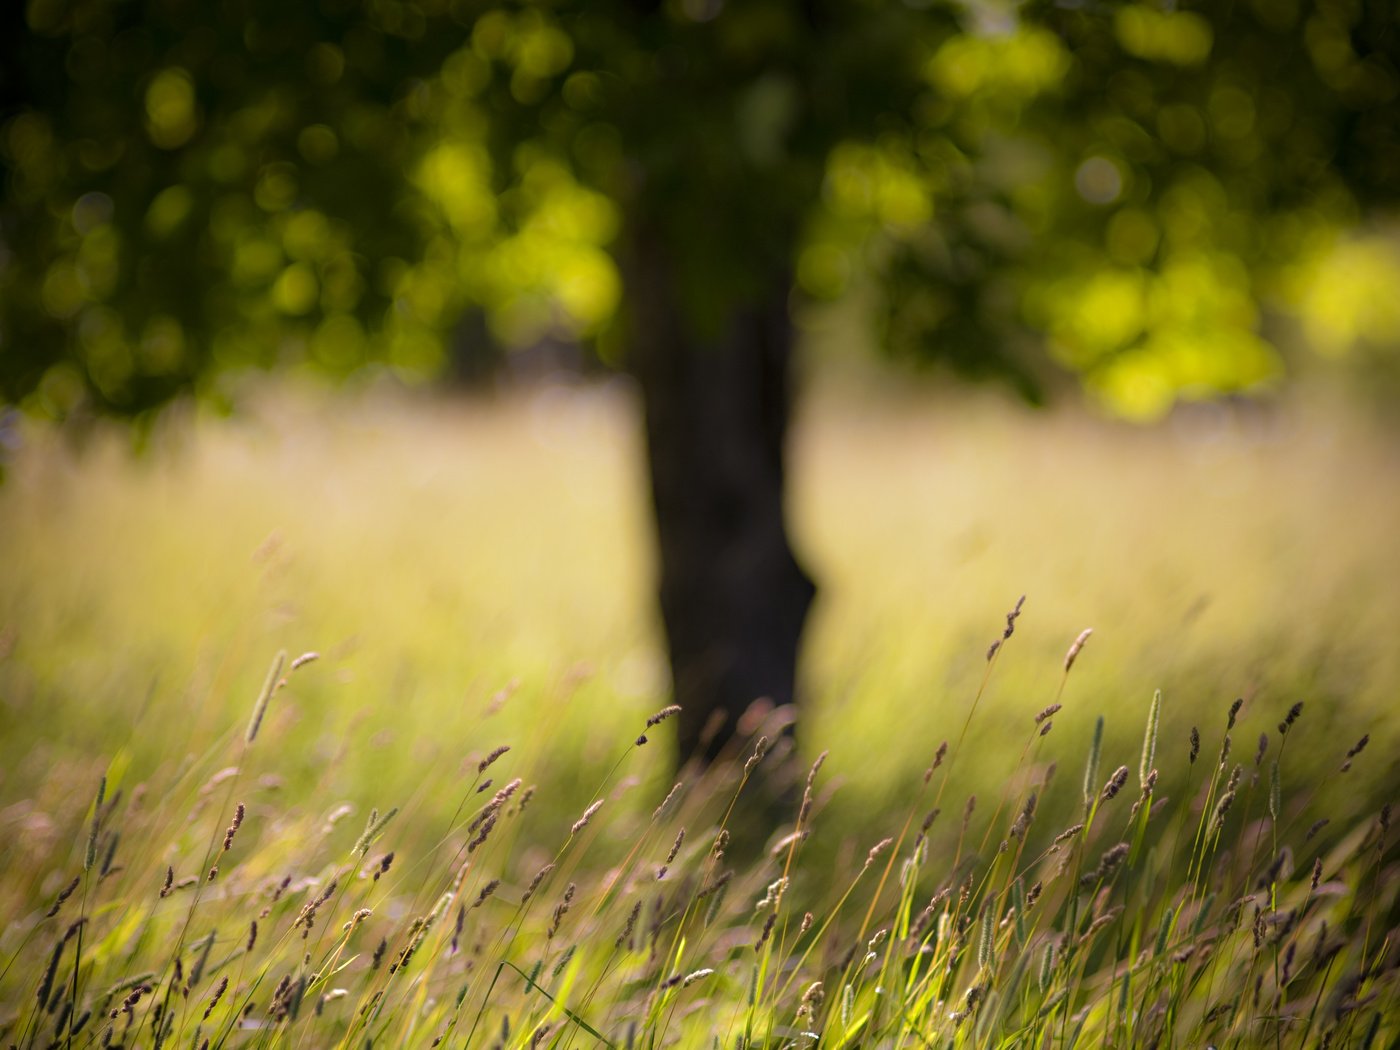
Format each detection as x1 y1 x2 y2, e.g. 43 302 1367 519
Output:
273 263 319 314
144 68 199 149
1074 156 1125 205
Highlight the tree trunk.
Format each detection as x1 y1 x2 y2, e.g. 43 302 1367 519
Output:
625 228 816 765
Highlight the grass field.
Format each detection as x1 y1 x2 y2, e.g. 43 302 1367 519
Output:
0 375 1396 1047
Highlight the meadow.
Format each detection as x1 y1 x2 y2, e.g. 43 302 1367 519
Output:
0 375 1396 1047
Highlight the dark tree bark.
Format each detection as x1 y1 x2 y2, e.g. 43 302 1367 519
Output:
625 228 816 765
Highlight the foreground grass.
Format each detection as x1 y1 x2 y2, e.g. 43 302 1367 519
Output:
1 378 1398 1045
0 638 1394 1048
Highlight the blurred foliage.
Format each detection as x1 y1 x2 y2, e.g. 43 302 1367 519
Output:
1 0 1398 422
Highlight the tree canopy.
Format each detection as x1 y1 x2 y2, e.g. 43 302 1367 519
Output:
3 0 1399 422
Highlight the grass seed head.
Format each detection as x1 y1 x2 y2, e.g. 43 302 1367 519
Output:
697 869 732 902
754 911 777 952
653 781 683 819
474 779 522 829
289 651 319 670
1212 789 1238 832
468 813 497 852
756 877 789 910
546 882 576 938
1083 716 1104 813
36 940 63 1009
1038 941 1057 990
1140 690 1161 790
570 800 604 836
978 907 996 969
1064 627 1093 672
372 852 394 881
666 827 685 864
744 735 769 776
222 802 245 851
986 595 1024 652
84 774 106 871
1010 791 1038 840
1340 734 1369 772
201 975 228 1021
1226 763 1243 793
645 704 682 728
797 981 824 1020
909 901 937 943
521 863 554 904
864 837 894 869
477 745 510 774
352 807 399 858
711 829 729 861
1100 766 1129 803
46 875 80 918
924 741 948 783
638 704 682 744
1080 843 1129 888
616 900 642 949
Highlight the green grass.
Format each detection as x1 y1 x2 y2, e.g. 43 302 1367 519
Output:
0 377 1397 1047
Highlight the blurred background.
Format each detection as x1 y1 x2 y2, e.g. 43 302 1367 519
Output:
2 0 1399 840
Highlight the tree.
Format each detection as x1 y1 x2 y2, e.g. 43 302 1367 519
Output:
4 0 1398 762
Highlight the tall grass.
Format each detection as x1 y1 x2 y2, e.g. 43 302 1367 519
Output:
1 626 1394 1048
1 381 1397 1045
